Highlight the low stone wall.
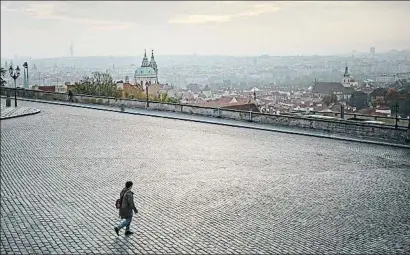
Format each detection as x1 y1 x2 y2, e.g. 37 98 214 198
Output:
2 87 409 145
252 113 409 143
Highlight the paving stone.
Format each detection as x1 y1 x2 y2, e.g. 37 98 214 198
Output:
1 100 410 254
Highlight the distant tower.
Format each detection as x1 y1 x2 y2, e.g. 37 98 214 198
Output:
341 63 352 87
343 63 350 78
134 49 158 87
70 42 74 57
370 47 375 59
149 49 158 75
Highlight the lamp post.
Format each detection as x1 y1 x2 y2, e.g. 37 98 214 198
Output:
394 101 399 129
8 65 21 107
23 62 29 89
408 116 410 130
146 81 151 108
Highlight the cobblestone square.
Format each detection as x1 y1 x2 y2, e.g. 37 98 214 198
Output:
1 100 410 254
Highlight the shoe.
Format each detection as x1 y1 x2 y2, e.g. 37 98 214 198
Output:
114 227 119 236
124 231 134 236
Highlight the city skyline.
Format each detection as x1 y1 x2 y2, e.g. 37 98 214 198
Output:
1 1 410 58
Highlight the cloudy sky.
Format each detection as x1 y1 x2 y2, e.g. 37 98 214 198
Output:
1 1 409 58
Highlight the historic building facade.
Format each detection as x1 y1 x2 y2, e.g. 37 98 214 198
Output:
134 50 158 90
341 65 359 88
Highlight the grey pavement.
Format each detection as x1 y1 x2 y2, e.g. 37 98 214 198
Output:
1 100 410 254
1 104 40 119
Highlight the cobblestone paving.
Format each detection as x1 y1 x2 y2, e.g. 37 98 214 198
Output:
1 100 410 254
1 104 40 119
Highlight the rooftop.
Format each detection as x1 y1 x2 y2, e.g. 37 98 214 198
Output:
311 82 355 94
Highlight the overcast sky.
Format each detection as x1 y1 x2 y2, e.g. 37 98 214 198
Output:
1 1 409 58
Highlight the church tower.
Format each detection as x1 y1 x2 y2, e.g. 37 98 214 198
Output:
134 49 159 88
341 63 358 87
149 50 158 75
342 63 351 86
343 64 350 78
141 49 150 67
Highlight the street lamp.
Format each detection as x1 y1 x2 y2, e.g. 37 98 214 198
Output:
23 62 29 89
408 116 410 130
9 65 21 107
146 81 151 108
394 101 399 129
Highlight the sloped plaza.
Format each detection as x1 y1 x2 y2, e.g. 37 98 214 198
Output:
1 100 409 254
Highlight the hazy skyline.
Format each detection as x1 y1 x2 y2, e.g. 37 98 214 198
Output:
1 1 410 59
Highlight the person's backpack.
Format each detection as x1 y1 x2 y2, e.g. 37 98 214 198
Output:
115 191 127 209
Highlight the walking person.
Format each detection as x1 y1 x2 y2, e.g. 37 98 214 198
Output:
114 181 138 236
68 90 74 102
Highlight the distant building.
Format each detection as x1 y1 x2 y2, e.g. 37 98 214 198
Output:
370 47 375 59
187 83 201 93
37 85 67 93
311 82 354 101
311 67 359 102
195 96 260 112
56 84 67 93
375 74 395 84
341 65 359 88
134 50 158 90
38 86 56 92
201 85 212 98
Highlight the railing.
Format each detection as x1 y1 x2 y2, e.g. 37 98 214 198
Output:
289 109 410 128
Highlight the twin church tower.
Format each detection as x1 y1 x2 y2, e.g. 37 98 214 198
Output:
134 49 158 89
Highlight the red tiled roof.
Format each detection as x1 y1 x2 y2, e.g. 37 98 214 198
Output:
122 83 143 92
38 86 56 92
197 96 251 108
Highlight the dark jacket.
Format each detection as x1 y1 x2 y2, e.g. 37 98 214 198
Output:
119 187 137 219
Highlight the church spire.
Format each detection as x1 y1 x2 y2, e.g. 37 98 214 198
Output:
141 49 149 67
149 49 158 73
343 62 350 77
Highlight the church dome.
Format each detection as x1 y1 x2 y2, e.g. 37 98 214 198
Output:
135 66 156 76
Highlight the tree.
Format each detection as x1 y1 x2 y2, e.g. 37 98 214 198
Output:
370 88 387 98
385 87 410 117
166 97 180 104
159 92 180 104
372 97 385 107
72 72 121 98
385 88 401 101
348 91 368 110
0 67 6 86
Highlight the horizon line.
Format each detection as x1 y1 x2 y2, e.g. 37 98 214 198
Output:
2 50 410 61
